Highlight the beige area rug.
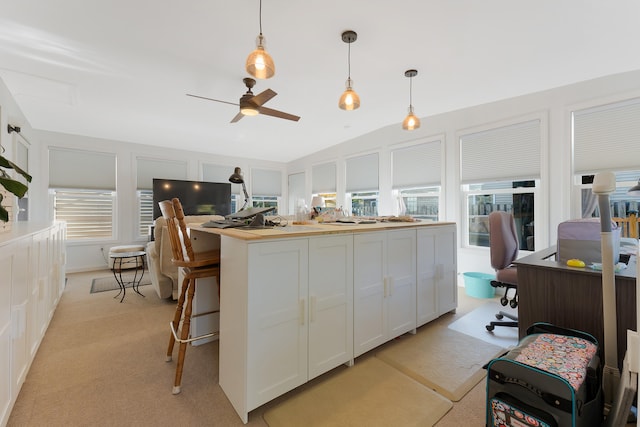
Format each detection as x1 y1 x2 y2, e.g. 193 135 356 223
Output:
90 274 152 293
263 356 453 427
376 326 505 402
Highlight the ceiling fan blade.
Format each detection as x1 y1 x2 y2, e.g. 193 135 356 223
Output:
250 89 277 107
258 106 301 122
186 93 238 106
230 112 244 123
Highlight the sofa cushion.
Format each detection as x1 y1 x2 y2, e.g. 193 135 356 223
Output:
148 214 225 299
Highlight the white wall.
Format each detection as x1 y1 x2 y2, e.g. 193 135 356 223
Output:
286 69 640 278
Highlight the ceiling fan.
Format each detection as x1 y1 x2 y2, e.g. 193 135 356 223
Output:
187 77 300 123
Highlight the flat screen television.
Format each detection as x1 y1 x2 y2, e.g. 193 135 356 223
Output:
152 178 231 220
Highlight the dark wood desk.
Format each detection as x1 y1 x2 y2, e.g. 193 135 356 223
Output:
514 245 636 369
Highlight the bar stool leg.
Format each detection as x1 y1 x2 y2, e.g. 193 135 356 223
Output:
173 278 196 394
167 275 190 362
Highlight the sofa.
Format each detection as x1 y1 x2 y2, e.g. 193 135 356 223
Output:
146 214 224 299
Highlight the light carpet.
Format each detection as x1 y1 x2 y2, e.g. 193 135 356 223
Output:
90 275 152 293
447 301 519 349
263 356 453 427
376 326 504 402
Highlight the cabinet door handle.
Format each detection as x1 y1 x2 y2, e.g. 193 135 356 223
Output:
389 277 394 296
310 296 316 323
299 299 305 325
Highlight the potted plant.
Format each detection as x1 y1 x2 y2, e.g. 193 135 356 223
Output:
0 153 32 222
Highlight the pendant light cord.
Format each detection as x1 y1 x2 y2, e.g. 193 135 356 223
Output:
259 0 263 36
409 76 413 108
347 41 352 79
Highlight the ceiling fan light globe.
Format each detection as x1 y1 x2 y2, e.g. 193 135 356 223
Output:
246 35 275 79
240 106 260 116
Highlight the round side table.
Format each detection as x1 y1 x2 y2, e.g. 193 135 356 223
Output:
109 250 146 302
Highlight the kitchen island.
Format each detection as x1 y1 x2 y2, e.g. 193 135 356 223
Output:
189 220 457 423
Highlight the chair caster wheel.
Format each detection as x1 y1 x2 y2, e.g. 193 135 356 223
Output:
510 300 518 309
495 313 504 320
486 324 495 332
500 297 508 306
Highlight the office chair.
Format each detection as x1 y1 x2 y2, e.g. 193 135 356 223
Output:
486 211 519 332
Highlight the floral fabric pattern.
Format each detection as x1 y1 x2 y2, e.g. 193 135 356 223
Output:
490 397 553 427
514 333 597 391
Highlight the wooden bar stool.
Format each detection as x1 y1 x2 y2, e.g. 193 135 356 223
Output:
158 198 221 394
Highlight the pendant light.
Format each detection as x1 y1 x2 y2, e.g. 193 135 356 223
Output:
338 30 360 111
245 0 275 79
402 69 420 131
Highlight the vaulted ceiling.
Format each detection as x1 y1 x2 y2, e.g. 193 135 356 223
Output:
1 1 639 162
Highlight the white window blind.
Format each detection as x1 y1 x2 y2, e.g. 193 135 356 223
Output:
136 158 188 190
203 163 240 194
288 172 305 206
49 148 116 190
251 168 282 196
392 141 441 189
312 162 337 194
53 189 114 239
573 97 640 174
460 120 541 184
346 153 379 193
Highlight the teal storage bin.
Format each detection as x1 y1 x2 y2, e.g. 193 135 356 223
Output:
463 272 496 298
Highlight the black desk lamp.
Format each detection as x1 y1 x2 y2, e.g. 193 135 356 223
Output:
229 167 249 212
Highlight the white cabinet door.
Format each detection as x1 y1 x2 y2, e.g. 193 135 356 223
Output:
417 225 457 327
353 229 416 357
435 226 457 315
417 229 438 326
0 248 12 425
308 234 353 380
246 239 309 410
11 238 30 394
353 232 386 357
386 229 417 338
33 231 50 340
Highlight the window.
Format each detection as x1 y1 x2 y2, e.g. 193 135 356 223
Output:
349 192 378 216
392 140 442 219
49 148 117 241
460 118 542 250
314 192 337 208
572 98 640 219
573 97 640 175
251 168 282 214
52 189 115 240
138 189 154 236
576 171 640 218
464 180 536 250
346 153 378 216
399 187 440 220
252 196 278 210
